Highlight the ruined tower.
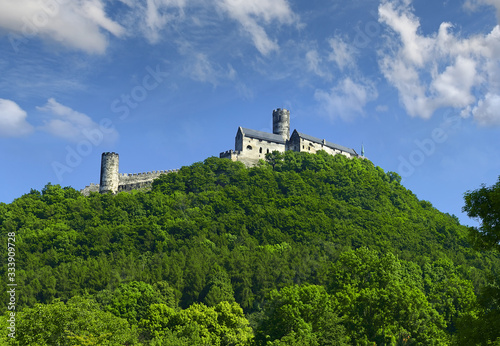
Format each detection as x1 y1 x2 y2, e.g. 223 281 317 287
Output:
272 108 290 141
99 152 119 194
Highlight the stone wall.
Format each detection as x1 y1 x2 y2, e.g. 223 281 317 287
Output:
81 183 100 196
227 135 286 166
118 170 177 185
81 168 179 196
293 137 353 158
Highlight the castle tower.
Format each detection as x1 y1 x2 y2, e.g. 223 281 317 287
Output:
272 108 290 141
99 152 119 194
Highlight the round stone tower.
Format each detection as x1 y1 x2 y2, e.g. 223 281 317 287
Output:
99 152 119 194
272 108 290 141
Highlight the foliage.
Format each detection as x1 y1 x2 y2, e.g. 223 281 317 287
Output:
463 176 500 251
139 301 253 345
255 284 348 345
0 151 499 344
2 296 137 345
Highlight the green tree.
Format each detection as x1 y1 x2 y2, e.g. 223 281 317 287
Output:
7 296 136 346
255 284 348 345
457 177 500 344
328 248 448 344
265 151 284 170
95 281 170 323
139 301 253 345
463 176 500 251
201 264 236 306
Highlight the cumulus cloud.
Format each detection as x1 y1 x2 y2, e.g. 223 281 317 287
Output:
378 0 500 125
217 0 297 55
315 78 378 121
0 99 34 137
0 0 125 54
38 98 118 143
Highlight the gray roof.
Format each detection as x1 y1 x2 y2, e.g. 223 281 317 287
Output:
294 131 358 156
240 127 286 144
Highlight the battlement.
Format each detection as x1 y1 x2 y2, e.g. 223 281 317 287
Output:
220 149 242 161
81 183 100 196
273 107 289 113
102 152 119 157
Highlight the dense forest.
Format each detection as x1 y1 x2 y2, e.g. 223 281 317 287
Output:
0 151 499 345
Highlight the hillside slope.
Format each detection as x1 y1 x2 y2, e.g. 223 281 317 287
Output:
1 151 498 344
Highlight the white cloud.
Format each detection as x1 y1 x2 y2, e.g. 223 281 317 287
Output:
185 53 236 85
0 0 125 54
0 99 34 137
38 98 118 143
464 0 500 23
119 0 186 44
306 50 330 78
472 92 500 125
328 35 358 70
217 0 297 55
378 0 500 125
315 78 378 121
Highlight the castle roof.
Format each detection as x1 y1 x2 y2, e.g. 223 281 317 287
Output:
293 130 358 156
239 127 286 144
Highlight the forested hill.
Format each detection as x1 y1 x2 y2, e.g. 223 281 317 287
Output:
1 151 499 345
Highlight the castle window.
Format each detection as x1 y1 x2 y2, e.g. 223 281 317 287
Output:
259 147 262 153
246 145 253 150
267 149 269 153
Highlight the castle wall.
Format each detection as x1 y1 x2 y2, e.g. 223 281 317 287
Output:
234 135 286 165
288 132 355 158
82 169 179 195
118 170 176 185
81 183 100 196
296 138 353 158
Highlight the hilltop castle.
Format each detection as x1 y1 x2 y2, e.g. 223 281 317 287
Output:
81 108 361 195
219 108 360 166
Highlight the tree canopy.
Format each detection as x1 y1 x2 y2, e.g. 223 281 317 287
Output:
1 151 499 344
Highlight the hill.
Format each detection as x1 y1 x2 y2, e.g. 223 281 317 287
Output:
0 151 499 345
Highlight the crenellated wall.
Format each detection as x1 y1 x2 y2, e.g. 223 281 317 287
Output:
118 170 178 185
81 157 179 196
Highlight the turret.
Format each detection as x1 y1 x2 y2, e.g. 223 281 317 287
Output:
272 108 290 141
99 152 119 193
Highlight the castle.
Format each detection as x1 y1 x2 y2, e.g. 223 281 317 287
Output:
81 108 360 195
219 108 360 166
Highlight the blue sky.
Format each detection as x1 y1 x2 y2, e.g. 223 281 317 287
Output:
1 0 499 226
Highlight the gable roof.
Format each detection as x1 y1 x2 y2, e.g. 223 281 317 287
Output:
239 127 286 144
293 130 358 156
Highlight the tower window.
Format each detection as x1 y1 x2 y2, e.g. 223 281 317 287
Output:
246 145 252 150
259 147 262 153
267 149 270 153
